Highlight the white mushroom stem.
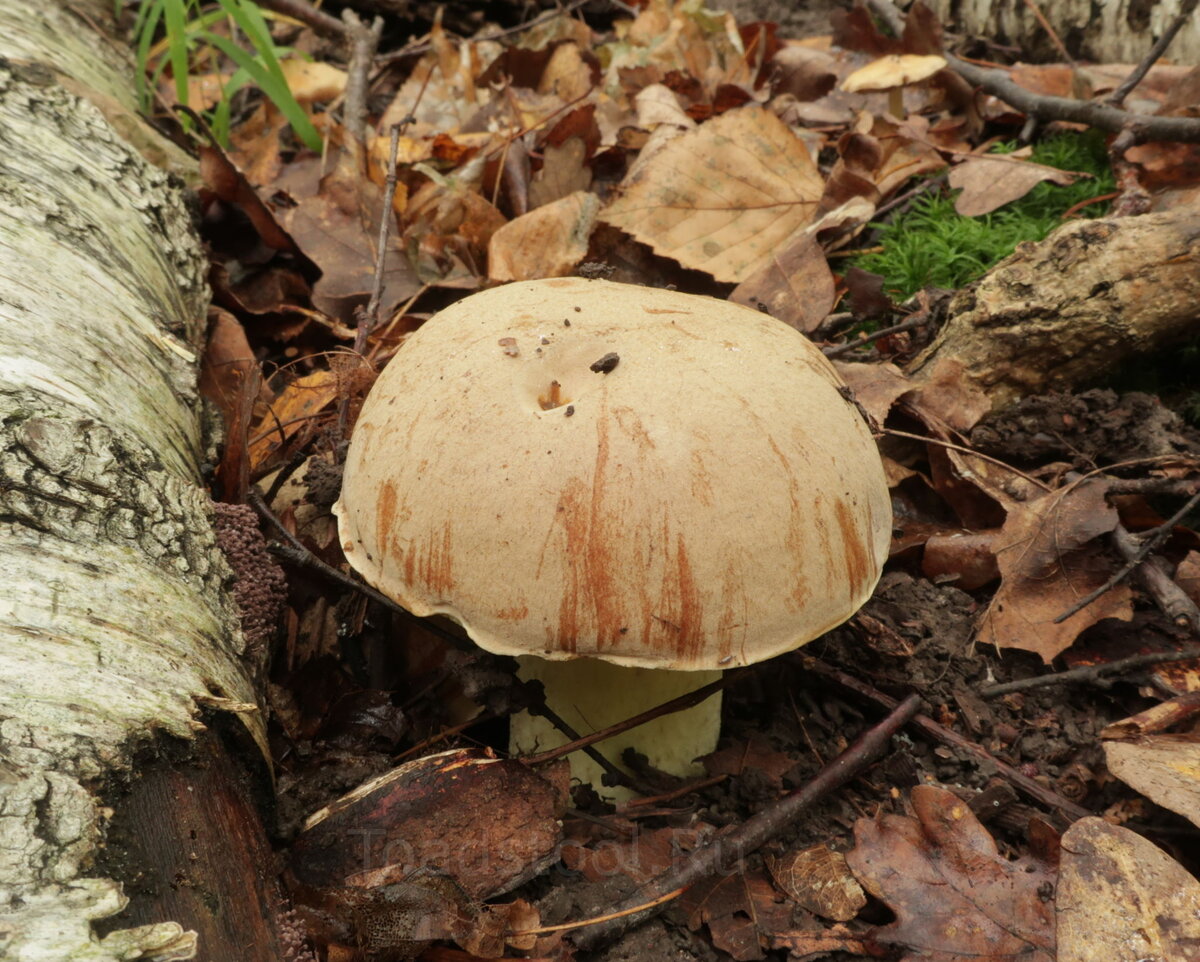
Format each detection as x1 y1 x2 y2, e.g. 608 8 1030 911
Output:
511 656 723 801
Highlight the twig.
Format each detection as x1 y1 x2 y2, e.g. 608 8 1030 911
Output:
1053 489 1200 624
520 888 686 936
1104 477 1200 498
341 10 384 149
980 645 1200 697
568 694 921 952
523 672 736 766
1107 0 1200 108
361 124 404 345
801 656 1093 821
533 702 652 796
1113 524 1200 632
823 315 925 359
255 0 345 38
865 0 1200 144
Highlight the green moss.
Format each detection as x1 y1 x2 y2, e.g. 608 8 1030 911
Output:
854 131 1115 298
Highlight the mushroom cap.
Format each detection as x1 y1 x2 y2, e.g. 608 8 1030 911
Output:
841 53 947 93
334 277 891 670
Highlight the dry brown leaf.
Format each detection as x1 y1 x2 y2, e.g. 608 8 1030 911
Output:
703 733 798 791
683 870 793 961
601 106 823 283
537 42 593 102
274 153 421 321
280 58 347 103
979 481 1131 662
949 153 1077 217
1057 818 1200 961
291 749 567 900
561 824 698 884
634 83 697 129
248 369 339 473
728 231 833 332
528 137 593 209
488 190 599 281
1103 735 1200 829
847 785 1055 962
833 360 911 428
766 845 866 922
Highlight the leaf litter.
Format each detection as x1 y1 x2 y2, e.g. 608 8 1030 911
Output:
171 0 1200 958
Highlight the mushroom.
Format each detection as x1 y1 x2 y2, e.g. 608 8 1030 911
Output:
841 53 947 119
334 278 891 799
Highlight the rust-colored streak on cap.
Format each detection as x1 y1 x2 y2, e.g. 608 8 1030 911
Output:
334 277 891 670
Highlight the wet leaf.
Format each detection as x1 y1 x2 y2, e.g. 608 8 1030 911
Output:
847 785 1056 962
1057 818 1200 961
979 480 1132 662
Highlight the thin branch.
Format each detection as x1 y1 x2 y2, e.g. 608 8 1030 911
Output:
801 656 1093 821
341 10 384 149
866 0 1200 144
981 645 1200 697
361 124 404 343
823 315 926 359
1113 524 1200 632
568 694 922 953
1053 489 1200 624
256 0 346 38
523 672 736 766
1107 0 1200 108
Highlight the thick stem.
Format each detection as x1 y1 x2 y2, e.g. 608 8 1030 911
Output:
511 656 723 801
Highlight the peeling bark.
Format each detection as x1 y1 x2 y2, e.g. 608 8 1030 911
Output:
925 0 1200 66
0 2 272 959
907 209 1200 414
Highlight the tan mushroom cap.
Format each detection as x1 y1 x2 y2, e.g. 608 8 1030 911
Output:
841 53 947 93
334 277 891 670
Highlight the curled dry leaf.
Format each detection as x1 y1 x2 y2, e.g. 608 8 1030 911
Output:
635 83 697 129
601 106 823 283
1057 818 1200 961
528 137 593 209
487 190 600 281
847 784 1056 962
766 844 866 922
1103 735 1200 829
979 480 1132 663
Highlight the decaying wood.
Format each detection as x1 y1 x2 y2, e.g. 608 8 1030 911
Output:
925 0 1200 66
0 1 282 959
907 209 1200 414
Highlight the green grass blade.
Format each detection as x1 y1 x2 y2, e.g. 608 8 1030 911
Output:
200 29 323 151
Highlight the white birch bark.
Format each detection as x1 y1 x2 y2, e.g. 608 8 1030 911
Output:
926 0 1200 66
0 2 264 959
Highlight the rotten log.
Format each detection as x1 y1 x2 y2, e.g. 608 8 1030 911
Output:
907 208 1200 415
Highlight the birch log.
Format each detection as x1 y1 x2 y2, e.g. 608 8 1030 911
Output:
925 0 1200 66
0 2 271 960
